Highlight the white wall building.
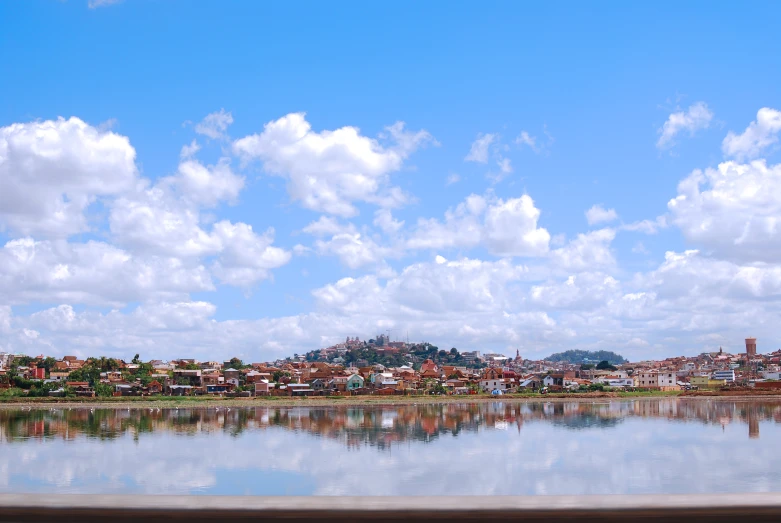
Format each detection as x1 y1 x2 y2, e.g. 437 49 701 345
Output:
635 370 677 389
596 376 635 388
713 370 736 382
479 378 511 393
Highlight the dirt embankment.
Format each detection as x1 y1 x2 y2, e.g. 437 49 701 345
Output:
3 390 779 410
680 388 781 397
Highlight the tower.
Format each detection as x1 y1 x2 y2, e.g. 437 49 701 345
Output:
746 337 757 359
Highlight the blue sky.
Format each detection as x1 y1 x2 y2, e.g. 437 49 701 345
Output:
1 1 781 361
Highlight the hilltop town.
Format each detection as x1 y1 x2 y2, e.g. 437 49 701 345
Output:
1 335 779 399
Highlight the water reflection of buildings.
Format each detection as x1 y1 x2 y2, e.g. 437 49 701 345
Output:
0 400 777 446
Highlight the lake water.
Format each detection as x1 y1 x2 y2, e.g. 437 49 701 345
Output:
0 399 779 496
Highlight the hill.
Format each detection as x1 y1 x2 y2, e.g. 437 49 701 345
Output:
545 350 627 365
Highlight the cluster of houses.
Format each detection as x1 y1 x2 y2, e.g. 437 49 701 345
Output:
2 339 780 398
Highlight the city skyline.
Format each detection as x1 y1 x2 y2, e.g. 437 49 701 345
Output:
2 2 781 362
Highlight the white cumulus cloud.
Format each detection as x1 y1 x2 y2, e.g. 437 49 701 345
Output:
668 159 781 263
0 117 138 237
464 133 497 163
194 109 234 140
657 102 713 150
585 204 619 226
233 113 433 217
722 107 781 160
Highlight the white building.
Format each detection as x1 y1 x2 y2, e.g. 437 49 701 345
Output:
479 378 512 393
595 376 634 388
713 370 736 382
635 370 677 389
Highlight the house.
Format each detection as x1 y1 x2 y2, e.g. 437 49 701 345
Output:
254 381 273 396
172 369 202 386
286 383 313 396
445 379 469 394
690 376 727 389
543 374 565 388
310 379 327 392
223 368 241 381
518 376 542 391
480 378 512 393
147 380 163 394
245 371 266 384
66 381 95 397
635 370 679 390
202 373 222 386
595 376 634 388
330 376 349 391
49 372 71 382
374 373 398 389
346 374 364 391
115 383 142 396
420 368 441 379
713 370 736 383
481 368 503 381
206 384 232 394
169 385 193 396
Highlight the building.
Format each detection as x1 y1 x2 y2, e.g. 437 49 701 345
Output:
461 351 481 364
635 370 678 390
690 376 727 389
595 376 634 388
479 378 512 393
254 381 273 396
346 374 365 391
172 369 202 386
223 368 241 381
713 369 736 383
746 337 757 359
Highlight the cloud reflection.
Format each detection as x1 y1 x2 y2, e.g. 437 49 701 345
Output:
0 399 779 496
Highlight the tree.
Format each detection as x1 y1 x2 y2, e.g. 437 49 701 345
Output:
67 365 101 387
132 354 141 364
448 373 460 380
228 357 245 369
39 357 58 372
596 360 617 371
95 383 114 397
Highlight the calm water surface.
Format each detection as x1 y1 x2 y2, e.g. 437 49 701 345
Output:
0 399 779 496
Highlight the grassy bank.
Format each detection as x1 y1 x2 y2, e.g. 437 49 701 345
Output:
2 389 777 409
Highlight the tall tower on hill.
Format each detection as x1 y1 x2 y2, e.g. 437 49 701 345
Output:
746 337 757 359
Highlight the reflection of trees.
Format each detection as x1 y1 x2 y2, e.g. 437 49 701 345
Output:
1 400 779 447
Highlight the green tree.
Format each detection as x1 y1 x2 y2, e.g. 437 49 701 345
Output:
39 357 58 372
228 357 246 369
132 353 141 364
596 360 617 371
95 383 114 397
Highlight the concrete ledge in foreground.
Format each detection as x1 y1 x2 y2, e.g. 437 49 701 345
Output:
1 493 781 522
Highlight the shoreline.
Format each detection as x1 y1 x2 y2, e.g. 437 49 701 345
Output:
2 391 781 410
